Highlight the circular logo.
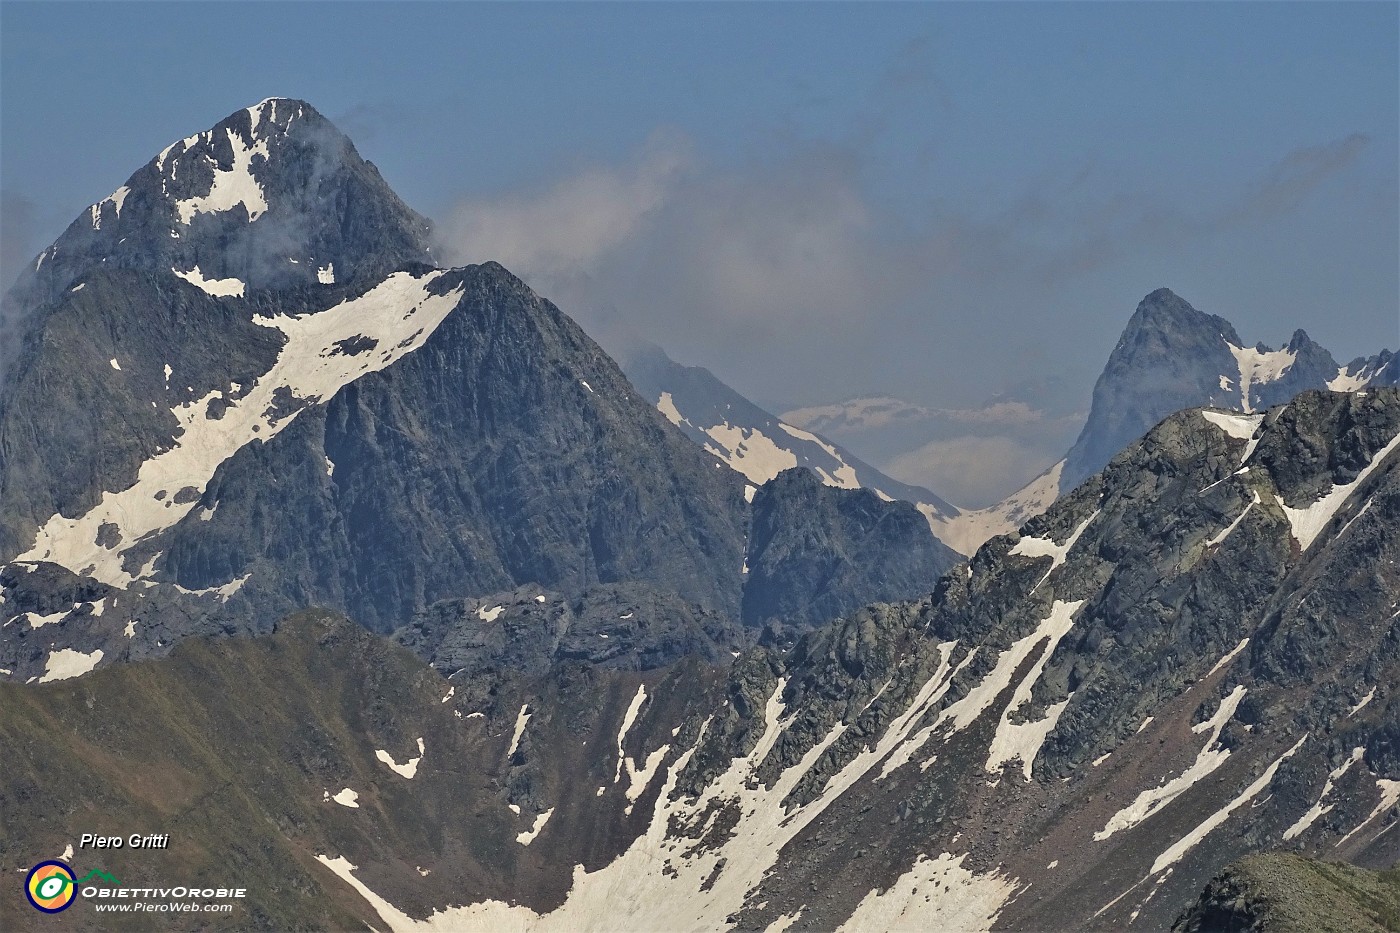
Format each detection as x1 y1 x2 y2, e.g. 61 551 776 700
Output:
26 861 76 913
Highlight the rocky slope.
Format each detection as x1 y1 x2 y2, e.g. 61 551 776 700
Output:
0 609 734 931
5 387 1394 931
1173 854 1400 933
743 467 953 634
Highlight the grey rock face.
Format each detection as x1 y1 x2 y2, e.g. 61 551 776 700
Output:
1047 288 1394 527
742 466 957 632
145 262 751 633
0 269 283 558
394 581 747 689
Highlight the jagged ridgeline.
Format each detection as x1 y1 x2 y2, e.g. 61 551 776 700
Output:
0 99 951 685
1 99 1396 932
628 291 1399 560
4 385 1397 929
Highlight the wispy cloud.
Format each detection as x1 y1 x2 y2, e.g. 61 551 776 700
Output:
428 123 1374 479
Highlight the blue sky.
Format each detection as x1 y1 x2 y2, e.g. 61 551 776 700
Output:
3 2 1396 501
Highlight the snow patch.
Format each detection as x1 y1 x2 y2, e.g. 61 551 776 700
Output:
836 852 1016 933
1283 746 1364 840
623 745 671 815
174 127 270 223
1202 638 1250 680
327 788 360 808
1151 736 1307 874
1095 685 1248 841
984 600 1084 780
1328 363 1376 393
26 607 71 629
1349 687 1376 717
173 265 246 297
1008 511 1097 592
376 738 425 779
1338 777 1400 846
1278 429 1400 551
776 422 859 488
516 808 554 846
1227 343 1295 413
1200 410 1263 440
39 648 103 682
700 423 798 485
318 263 335 284
615 685 649 782
931 460 1065 557
507 705 531 758
478 605 504 622
1206 492 1260 548
172 573 250 602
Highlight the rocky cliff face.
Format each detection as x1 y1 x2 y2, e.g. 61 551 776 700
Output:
743 466 955 634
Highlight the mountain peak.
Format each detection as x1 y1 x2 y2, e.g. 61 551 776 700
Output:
1127 288 1242 346
6 98 432 312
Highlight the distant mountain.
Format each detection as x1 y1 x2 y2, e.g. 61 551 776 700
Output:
0 98 433 371
0 100 951 684
624 345 959 512
1060 287 1398 492
624 344 1002 557
758 289 1399 558
8 388 1396 930
945 288 1400 552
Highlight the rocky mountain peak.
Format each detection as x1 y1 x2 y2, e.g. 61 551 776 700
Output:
1124 287 1242 347
5 98 433 313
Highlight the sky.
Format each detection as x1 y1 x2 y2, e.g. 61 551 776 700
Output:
2 2 1397 505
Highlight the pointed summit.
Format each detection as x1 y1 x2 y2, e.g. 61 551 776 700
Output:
1124 288 1242 347
7 99 433 310
1061 289 1246 487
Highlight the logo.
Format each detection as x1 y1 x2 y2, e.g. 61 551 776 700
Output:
25 861 76 913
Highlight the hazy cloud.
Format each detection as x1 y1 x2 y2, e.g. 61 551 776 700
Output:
428 127 1373 505
434 130 937 360
437 130 692 285
0 190 40 295
1228 132 1370 225
886 435 1051 509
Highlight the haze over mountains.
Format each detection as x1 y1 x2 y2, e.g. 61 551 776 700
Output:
638 287 1398 556
1 99 1396 932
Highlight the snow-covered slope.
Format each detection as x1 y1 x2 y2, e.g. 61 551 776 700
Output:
624 344 965 538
